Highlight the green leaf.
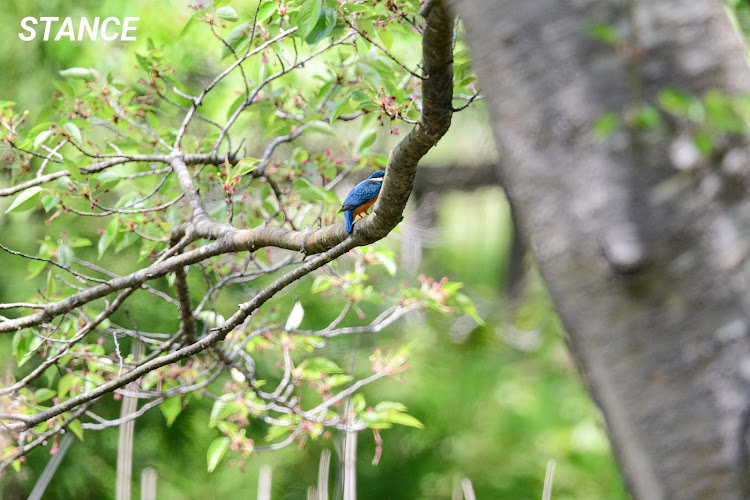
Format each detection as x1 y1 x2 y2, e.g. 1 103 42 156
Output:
207 437 230 472
41 195 60 213
658 89 697 118
693 131 714 156
631 106 662 129
59 67 95 80
298 357 342 375
592 112 619 139
6 187 43 213
98 219 119 259
359 411 392 429
374 401 407 413
27 259 46 278
326 374 352 387
69 237 92 248
215 6 239 21
226 93 246 119
135 53 151 71
285 301 305 330
305 8 337 46
58 373 76 398
298 0 322 37
53 80 74 97
179 13 200 40
34 388 57 403
34 130 53 149
58 243 73 267
160 395 182 427
457 293 485 325
329 91 352 124
197 310 226 327
17 334 43 366
358 60 382 88
703 90 746 133
394 341 417 361
374 249 397 276
586 23 621 45
221 22 250 59
352 393 366 413
266 422 293 442
356 128 377 153
305 121 336 136
386 412 424 429
63 122 82 144
311 275 333 293
230 157 260 177
209 394 236 427
68 419 84 441
256 1 277 23
97 170 124 189
295 180 339 205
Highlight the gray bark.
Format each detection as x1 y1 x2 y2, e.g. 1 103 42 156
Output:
451 0 750 498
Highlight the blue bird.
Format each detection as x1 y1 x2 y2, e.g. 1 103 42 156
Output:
339 170 385 233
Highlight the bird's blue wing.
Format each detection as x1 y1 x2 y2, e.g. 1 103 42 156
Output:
341 179 382 210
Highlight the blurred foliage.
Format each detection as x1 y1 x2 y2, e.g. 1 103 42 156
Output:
0 0 632 498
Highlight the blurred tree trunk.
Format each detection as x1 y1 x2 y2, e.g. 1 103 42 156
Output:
451 0 750 498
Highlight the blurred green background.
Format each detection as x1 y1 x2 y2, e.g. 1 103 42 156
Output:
0 1 628 498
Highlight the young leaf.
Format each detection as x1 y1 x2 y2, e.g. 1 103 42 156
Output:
215 6 239 21
221 22 250 59
456 293 485 326
197 311 226 327
356 128 377 153
59 67 95 80
34 130 53 149
305 8 337 46
326 374 353 387
58 243 73 267
285 301 305 330
266 423 292 442
41 195 60 213
160 395 182 427
209 394 236 427
5 186 43 213
58 373 76 399
34 387 57 403
374 249 397 276
298 357 342 376
98 219 119 259
256 1 277 23
329 91 352 124
179 13 200 40
298 0 322 37
374 401 407 413
593 112 619 139
207 437 231 472
386 412 424 429
63 122 82 144
68 419 84 441
230 157 260 177
305 121 336 136
586 23 621 45
658 88 697 118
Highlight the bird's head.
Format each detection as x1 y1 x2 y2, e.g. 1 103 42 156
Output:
368 170 386 182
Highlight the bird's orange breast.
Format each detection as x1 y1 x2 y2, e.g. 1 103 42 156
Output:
352 194 378 217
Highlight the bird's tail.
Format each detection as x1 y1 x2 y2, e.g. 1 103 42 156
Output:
344 210 354 233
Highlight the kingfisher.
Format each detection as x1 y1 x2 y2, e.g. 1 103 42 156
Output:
339 170 385 233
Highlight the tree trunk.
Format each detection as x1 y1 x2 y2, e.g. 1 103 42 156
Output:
451 0 750 498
